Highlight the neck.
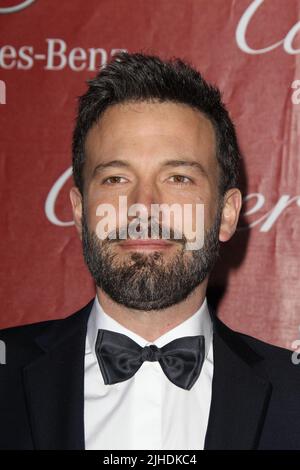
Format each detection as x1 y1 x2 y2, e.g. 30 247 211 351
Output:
96 281 208 342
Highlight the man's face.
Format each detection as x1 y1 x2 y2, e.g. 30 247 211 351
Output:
71 101 241 310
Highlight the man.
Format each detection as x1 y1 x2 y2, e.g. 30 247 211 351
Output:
0 52 299 450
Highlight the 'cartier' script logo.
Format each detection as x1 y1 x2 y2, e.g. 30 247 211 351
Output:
236 0 300 54
0 0 36 14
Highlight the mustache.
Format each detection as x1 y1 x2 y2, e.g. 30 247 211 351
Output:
102 221 187 246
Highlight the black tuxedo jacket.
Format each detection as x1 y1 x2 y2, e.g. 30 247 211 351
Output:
0 298 300 450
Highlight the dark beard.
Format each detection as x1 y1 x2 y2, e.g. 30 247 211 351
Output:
81 208 222 310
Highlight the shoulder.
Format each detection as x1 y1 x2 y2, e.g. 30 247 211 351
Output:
239 330 293 362
0 299 94 366
0 298 94 336
214 315 300 384
0 317 56 356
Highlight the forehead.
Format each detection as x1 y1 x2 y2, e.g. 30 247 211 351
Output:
84 100 217 168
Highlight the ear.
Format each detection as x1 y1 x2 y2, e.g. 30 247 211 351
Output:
70 186 83 240
219 188 242 242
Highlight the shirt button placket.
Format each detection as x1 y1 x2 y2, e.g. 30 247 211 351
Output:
131 348 162 449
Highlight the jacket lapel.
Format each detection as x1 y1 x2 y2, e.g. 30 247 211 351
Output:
22 299 94 450
204 315 272 450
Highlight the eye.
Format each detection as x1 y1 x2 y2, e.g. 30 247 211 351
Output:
102 176 127 185
169 175 193 184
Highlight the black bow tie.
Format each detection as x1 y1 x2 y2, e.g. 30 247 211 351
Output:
95 329 205 390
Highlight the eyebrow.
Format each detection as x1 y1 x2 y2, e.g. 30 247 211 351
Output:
92 158 208 177
93 160 130 176
162 159 208 177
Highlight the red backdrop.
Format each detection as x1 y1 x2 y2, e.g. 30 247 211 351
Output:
0 0 300 350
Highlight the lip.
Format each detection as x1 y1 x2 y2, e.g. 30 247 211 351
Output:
118 239 174 250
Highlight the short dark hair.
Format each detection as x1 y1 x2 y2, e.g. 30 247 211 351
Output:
72 51 241 195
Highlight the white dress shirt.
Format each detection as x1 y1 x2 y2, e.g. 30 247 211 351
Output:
84 296 214 450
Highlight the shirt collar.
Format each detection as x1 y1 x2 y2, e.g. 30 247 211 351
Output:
86 295 213 360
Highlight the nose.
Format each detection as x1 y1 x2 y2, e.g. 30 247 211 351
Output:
128 181 161 221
